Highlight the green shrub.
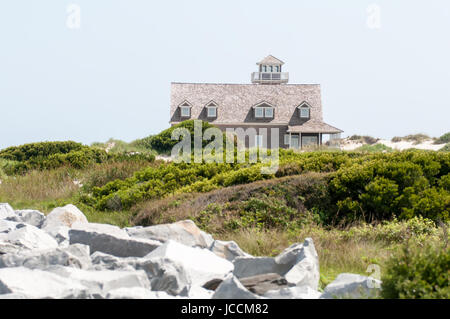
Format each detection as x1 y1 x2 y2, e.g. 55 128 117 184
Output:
356 144 393 153
381 243 450 299
137 120 223 154
440 143 450 152
391 134 430 145
435 132 450 144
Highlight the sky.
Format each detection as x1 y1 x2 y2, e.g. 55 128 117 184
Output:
0 0 449 149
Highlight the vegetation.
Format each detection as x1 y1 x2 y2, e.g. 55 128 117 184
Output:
0 141 155 175
381 237 449 299
355 143 393 153
391 134 430 144
348 135 379 145
1 125 449 296
435 132 450 145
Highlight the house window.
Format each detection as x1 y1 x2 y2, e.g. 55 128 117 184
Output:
255 107 264 118
207 106 217 117
255 106 274 118
284 134 290 145
300 107 310 118
180 106 190 117
255 135 263 147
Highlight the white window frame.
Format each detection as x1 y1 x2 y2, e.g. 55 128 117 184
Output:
207 106 217 117
299 107 310 118
255 107 264 118
264 107 273 118
180 106 191 117
284 134 290 145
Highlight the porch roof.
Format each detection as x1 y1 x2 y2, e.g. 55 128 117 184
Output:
287 121 343 134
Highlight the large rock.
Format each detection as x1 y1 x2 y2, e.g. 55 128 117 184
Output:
320 273 382 299
210 240 251 261
126 220 214 248
0 244 91 269
42 204 88 229
105 287 174 299
69 222 161 258
47 266 151 297
7 210 45 228
0 267 89 298
238 273 290 296
263 286 322 299
144 240 234 290
212 275 262 299
0 223 58 254
44 225 70 246
187 286 214 299
233 238 320 290
0 203 15 220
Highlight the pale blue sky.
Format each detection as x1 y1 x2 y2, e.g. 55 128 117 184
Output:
0 1 449 149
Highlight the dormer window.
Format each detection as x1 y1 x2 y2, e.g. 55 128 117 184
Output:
298 102 311 119
253 102 275 119
179 101 192 118
205 101 218 118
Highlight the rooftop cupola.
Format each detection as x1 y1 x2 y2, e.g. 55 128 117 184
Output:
251 55 289 84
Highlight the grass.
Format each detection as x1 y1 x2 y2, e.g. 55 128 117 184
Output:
355 143 393 153
391 134 431 144
91 138 157 156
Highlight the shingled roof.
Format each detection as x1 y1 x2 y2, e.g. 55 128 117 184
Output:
256 55 285 66
287 122 343 134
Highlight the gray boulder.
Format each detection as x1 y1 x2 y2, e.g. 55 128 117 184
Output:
126 220 214 248
105 287 174 299
0 203 15 220
69 222 161 258
44 225 70 246
239 273 290 296
0 244 91 269
233 238 320 290
320 273 382 299
263 286 321 299
0 223 58 254
144 240 234 290
0 267 89 298
46 266 151 297
187 286 214 299
212 275 262 299
42 204 88 229
8 210 45 228
210 240 251 261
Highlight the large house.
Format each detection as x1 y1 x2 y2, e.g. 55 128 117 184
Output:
170 55 343 149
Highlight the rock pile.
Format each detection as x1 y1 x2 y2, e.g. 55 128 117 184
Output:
0 203 382 299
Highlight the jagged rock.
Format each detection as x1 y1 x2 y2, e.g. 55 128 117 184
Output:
44 225 70 246
69 222 161 258
0 244 91 269
212 275 262 299
46 266 151 297
8 210 45 228
202 278 223 291
0 203 15 220
0 220 19 233
263 286 322 299
126 220 214 248
105 287 174 299
320 273 382 299
91 251 139 271
42 204 88 229
144 240 233 290
238 273 290 296
210 240 251 261
233 238 320 290
0 267 89 298
0 223 58 254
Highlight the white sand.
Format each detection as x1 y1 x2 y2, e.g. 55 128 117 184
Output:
338 138 447 151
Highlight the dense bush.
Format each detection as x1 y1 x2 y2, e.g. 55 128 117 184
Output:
0 141 155 175
435 132 450 144
381 243 449 299
136 120 224 154
83 149 450 224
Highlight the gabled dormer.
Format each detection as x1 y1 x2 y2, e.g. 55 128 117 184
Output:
178 100 192 118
